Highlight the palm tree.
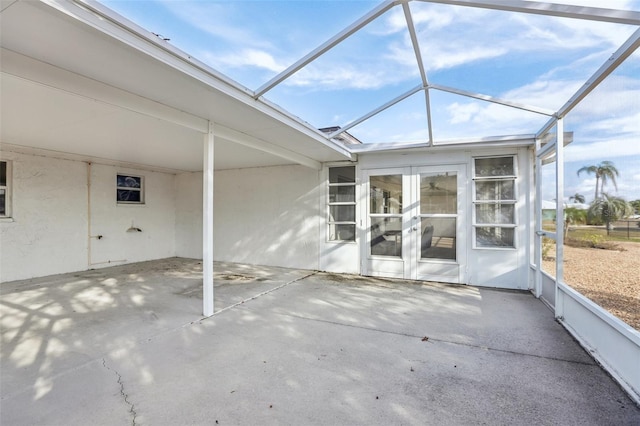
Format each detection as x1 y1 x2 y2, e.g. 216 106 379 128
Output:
587 193 631 234
577 161 619 201
568 193 585 204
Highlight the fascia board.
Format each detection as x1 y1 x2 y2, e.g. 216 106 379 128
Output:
349 134 536 153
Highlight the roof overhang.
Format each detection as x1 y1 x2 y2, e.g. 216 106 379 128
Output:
0 0 353 172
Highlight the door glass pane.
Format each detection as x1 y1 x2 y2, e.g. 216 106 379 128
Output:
475 204 515 224
476 180 515 201
371 217 402 257
329 205 355 222
420 172 457 214
329 186 355 202
370 175 402 214
421 218 456 260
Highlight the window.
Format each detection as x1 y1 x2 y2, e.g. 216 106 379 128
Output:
328 166 356 241
0 160 11 217
473 156 516 248
117 174 144 204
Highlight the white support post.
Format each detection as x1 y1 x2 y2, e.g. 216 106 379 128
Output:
202 121 215 317
533 140 543 298
555 118 565 320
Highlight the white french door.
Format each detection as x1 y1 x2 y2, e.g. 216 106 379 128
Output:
363 165 467 283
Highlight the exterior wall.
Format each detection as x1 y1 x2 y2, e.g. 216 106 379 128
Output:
212 165 321 270
0 151 88 281
356 146 531 289
0 151 177 282
175 171 203 259
88 163 175 267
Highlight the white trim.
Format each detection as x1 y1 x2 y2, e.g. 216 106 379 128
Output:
402 2 428 88
430 84 555 116
418 0 640 25
348 135 536 153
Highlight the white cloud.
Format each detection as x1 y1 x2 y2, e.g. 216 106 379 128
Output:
213 49 286 73
565 138 640 163
427 46 508 71
162 2 272 50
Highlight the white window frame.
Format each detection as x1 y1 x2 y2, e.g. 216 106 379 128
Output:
116 173 145 205
327 165 357 242
0 160 12 218
472 155 518 249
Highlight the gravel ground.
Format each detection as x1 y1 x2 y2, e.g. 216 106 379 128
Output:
543 241 640 331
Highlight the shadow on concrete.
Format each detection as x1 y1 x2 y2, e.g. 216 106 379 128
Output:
1 258 639 425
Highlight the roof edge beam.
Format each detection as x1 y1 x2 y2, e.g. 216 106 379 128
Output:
215 124 322 170
1 48 209 133
537 26 640 137
430 83 556 116
417 0 640 25
254 0 398 99
330 84 424 138
402 2 428 87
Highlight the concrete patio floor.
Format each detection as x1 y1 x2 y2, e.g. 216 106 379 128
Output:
1 258 639 425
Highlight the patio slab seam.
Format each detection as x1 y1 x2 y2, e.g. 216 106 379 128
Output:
207 271 318 319
271 310 598 367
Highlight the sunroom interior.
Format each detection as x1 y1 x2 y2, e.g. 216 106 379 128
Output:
1 0 639 403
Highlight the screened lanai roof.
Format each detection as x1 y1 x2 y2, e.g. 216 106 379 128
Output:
101 0 640 146
1 0 639 174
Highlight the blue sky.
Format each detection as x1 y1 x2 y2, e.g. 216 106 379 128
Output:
100 0 640 202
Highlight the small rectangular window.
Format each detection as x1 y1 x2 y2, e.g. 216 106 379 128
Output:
328 166 356 242
473 156 517 248
0 160 11 217
117 174 144 204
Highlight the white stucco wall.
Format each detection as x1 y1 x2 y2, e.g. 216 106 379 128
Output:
88 164 175 267
175 171 203 259
1 151 88 281
0 151 177 282
212 165 321 270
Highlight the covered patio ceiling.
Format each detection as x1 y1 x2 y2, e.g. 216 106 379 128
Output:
1 0 640 172
0 0 352 172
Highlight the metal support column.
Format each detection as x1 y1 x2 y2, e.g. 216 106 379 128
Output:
555 118 565 319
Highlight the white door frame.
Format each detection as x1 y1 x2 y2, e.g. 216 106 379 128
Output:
361 164 467 283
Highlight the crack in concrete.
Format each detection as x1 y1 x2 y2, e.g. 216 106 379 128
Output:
102 358 138 426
